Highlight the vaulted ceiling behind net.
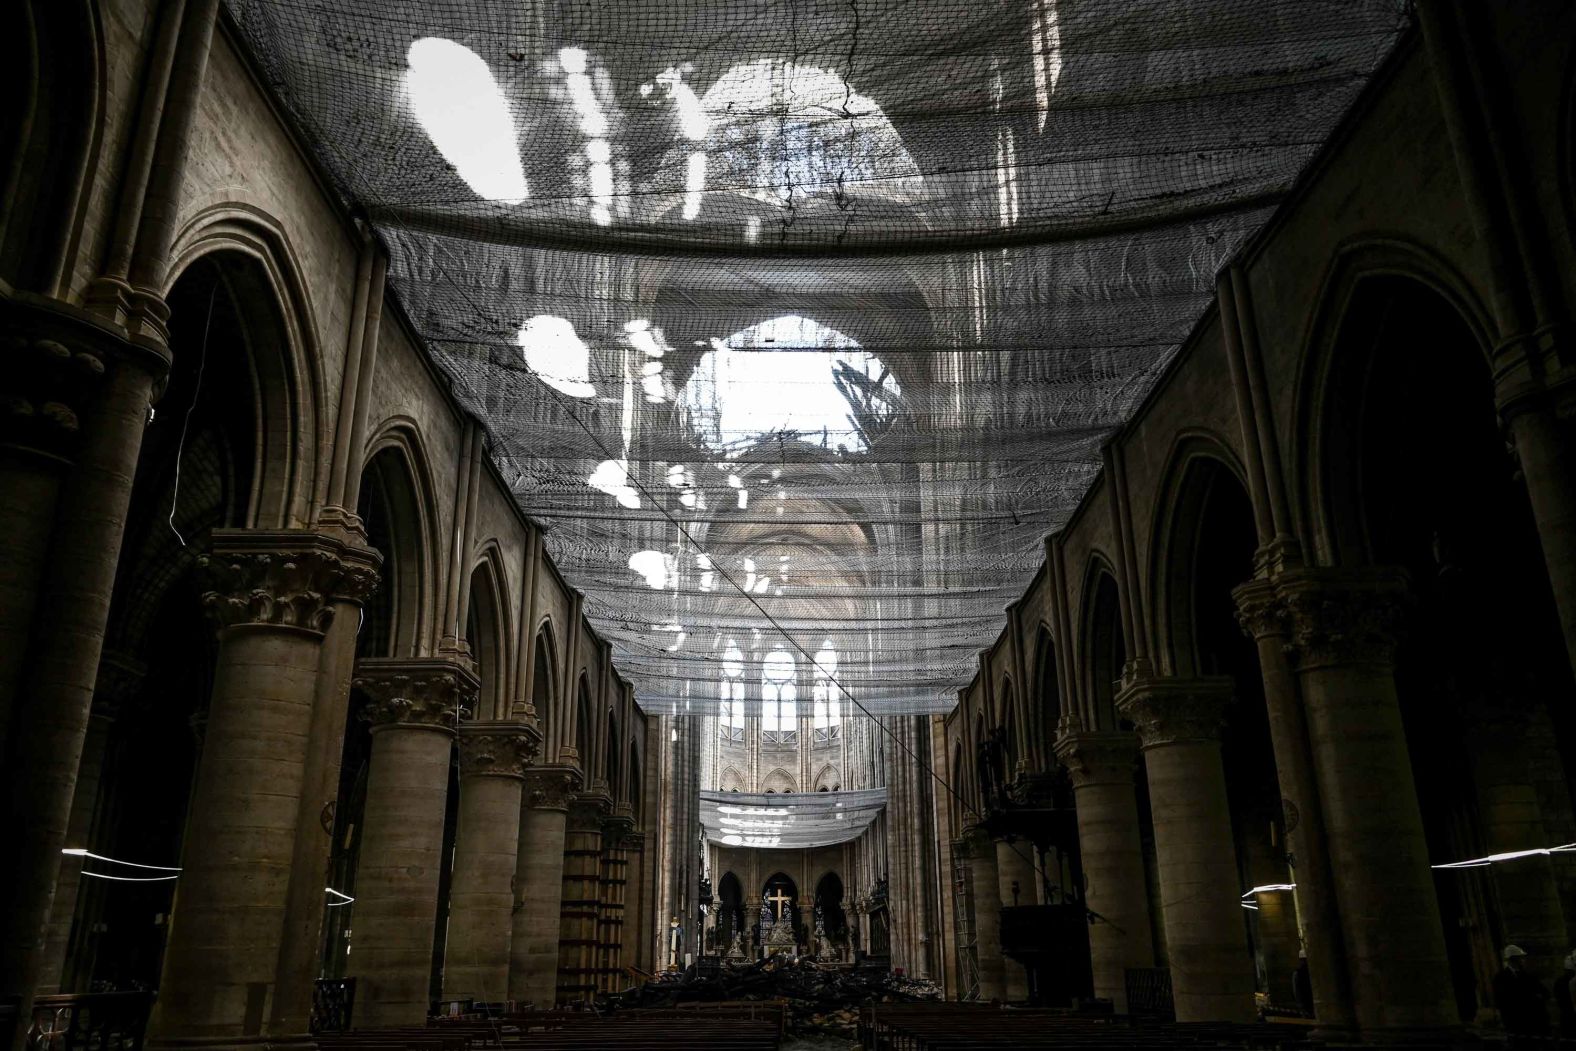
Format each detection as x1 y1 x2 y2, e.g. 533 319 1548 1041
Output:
227 0 1408 714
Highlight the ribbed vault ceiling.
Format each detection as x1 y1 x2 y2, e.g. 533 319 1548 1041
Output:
226 0 1408 713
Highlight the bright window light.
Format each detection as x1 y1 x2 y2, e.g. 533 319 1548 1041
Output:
679 315 901 454
405 38 528 204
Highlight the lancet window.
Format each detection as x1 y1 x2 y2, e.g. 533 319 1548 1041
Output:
761 649 797 743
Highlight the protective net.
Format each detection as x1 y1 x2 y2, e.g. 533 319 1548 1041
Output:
701 789 887 850
224 0 1409 713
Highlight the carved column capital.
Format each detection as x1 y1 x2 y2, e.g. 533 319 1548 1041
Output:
1054 729 1141 787
604 801 636 841
1115 676 1233 748
523 764 581 811
199 529 381 636
1274 567 1408 671
457 720 539 778
568 790 612 830
354 656 476 733
1231 576 1287 642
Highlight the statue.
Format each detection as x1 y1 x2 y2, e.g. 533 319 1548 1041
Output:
814 906 838 962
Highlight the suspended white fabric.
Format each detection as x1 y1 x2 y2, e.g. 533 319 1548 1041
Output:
701 789 886 850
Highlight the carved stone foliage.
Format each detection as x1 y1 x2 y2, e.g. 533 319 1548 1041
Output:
1054 730 1141 787
1275 568 1407 671
1231 577 1286 642
457 720 540 778
604 801 636 843
354 657 477 730
524 764 581 810
200 530 381 634
1115 677 1233 748
568 790 612 831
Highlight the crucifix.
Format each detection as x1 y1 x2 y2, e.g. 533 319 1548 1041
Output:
765 887 793 922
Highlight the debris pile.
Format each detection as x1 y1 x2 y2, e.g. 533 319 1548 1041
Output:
604 957 941 1039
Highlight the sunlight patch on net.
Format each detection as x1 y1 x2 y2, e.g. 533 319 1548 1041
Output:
404 38 528 204
517 315 595 398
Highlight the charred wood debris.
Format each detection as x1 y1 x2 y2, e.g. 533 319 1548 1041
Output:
603 956 940 1039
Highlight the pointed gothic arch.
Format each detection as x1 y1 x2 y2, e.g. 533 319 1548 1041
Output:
1079 558 1126 732
530 619 560 747
466 547 509 720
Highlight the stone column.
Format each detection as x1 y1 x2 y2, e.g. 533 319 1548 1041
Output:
1055 727 1154 1012
597 805 634 992
35 651 142 994
0 301 125 747
623 831 648 974
0 309 169 1029
147 532 377 1047
508 765 577 1007
744 898 763 963
1117 677 1255 1023
1233 579 1353 1031
1472 712 1567 978
964 832 1006 1001
443 721 539 1003
266 529 381 1040
558 792 609 1002
1276 568 1456 1037
348 658 474 1027
995 838 1035 1000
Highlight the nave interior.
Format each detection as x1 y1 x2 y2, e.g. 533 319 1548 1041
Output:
4 0 1576 1049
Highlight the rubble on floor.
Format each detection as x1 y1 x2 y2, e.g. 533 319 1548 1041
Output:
602 956 941 1040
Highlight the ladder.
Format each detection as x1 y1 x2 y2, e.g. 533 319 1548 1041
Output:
951 851 981 1001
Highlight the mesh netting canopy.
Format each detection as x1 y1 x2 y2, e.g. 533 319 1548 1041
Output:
701 789 887 849
225 0 1408 713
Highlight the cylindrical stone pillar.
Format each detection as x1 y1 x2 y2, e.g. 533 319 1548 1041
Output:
1118 677 1255 1023
1233 578 1353 1032
558 794 608 1003
443 721 538 1003
1473 717 1567 978
347 658 474 1027
965 833 1006 1001
623 832 648 974
1277 568 1457 1037
744 899 763 963
1506 399 1576 680
995 838 1035 1001
36 681 128 994
1056 729 1155 1012
36 650 144 994
148 532 376 1047
0 333 168 1029
267 540 380 1040
596 805 633 992
508 766 576 1007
